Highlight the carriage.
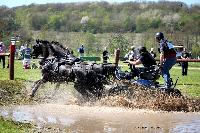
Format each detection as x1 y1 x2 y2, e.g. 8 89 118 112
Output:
30 39 181 99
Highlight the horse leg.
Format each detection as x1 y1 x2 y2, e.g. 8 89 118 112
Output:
30 79 46 98
51 83 61 97
74 82 89 99
55 82 60 89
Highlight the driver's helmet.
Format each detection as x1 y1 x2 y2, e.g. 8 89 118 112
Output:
155 32 164 40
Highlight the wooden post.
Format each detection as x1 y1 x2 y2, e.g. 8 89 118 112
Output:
9 37 15 80
114 48 120 66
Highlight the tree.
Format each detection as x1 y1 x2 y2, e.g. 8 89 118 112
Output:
29 13 48 30
191 44 200 58
80 16 89 32
81 32 100 55
16 28 33 44
108 33 130 57
136 17 149 32
162 13 181 34
123 16 136 32
48 15 62 31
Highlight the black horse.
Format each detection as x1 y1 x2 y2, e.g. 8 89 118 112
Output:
30 39 79 97
30 39 117 99
32 39 79 65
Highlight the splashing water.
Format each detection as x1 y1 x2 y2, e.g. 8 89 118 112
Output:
24 80 200 112
1 81 200 132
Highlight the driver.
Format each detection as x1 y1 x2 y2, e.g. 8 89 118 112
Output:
127 46 156 67
127 46 157 78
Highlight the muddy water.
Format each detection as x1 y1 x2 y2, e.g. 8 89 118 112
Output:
1 104 200 133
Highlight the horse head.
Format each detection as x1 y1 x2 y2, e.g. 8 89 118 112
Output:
32 39 43 58
32 39 50 59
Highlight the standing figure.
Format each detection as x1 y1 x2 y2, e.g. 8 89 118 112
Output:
102 47 109 63
181 48 190 76
19 44 25 60
78 44 84 57
124 46 137 73
23 44 32 69
155 32 177 89
0 41 6 68
124 46 136 60
150 47 156 58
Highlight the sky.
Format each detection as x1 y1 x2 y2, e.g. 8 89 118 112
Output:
0 0 199 8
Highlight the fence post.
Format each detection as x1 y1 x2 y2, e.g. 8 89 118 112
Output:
9 37 15 80
114 48 120 66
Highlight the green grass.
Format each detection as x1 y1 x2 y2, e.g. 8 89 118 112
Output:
170 67 200 98
0 58 41 81
0 117 32 133
188 62 200 67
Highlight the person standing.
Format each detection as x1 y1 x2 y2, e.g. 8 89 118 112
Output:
78 44 84 57
124 46 136 60
102 47 109 63
19 44 25 60
124 46 137 73
23 44 32 69
155 32 177 89
181 48 190 76
150 47 156 58
0 41 6 68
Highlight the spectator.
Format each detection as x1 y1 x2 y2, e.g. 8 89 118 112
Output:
19 44 25 60
181 48 190 76
23 44 32 69
189 51 192 58
124 45 136 60
102 46 109 63
175 46 183 66
150 47 156 58
0 41 6 68
15 47 19 59
155 32 176 89
78 44 84 57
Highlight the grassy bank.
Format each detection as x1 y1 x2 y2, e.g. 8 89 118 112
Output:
0 117 33 133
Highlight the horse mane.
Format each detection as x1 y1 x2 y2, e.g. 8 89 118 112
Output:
34 39 79 64
37 39 71 58
51 41 66 50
